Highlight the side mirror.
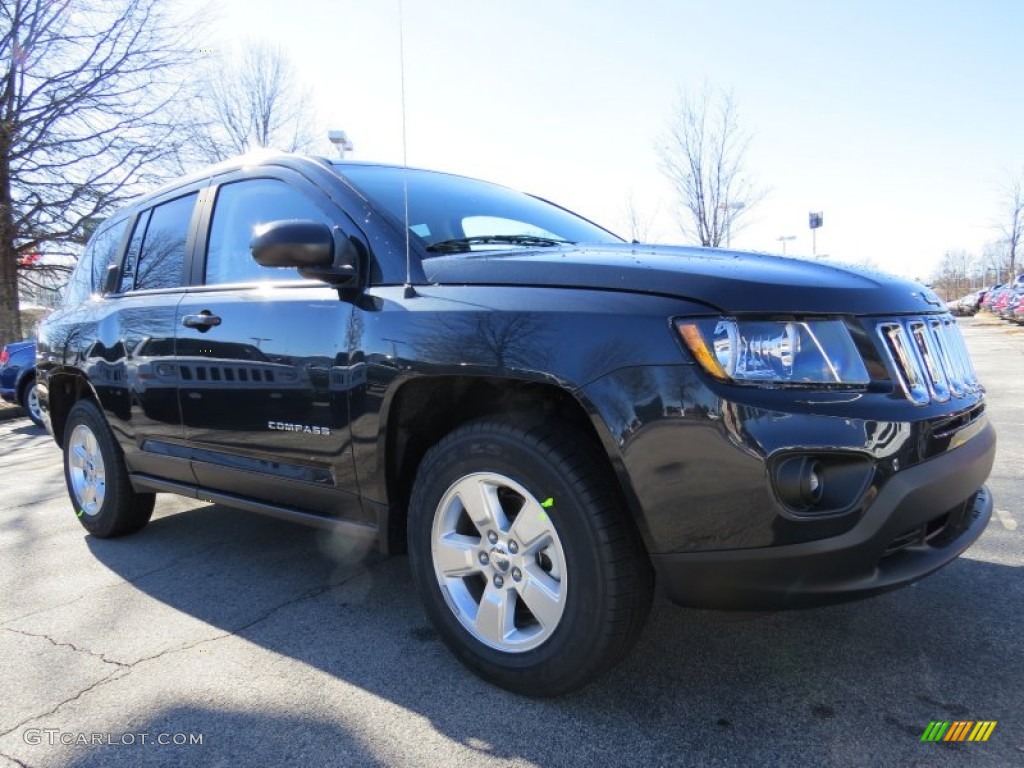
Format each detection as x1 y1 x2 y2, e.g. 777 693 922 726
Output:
250 220 359 286
251 220 334 268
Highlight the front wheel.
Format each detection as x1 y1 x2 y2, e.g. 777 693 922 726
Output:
408 418 653 696
63 399 155 538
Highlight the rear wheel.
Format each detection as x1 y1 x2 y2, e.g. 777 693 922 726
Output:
19 377 43 428
408 418 653 696
63 400 155 537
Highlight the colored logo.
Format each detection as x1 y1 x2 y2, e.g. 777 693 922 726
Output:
920 721 996 742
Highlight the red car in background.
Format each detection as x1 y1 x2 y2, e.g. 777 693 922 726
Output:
991 287 1014 315
1001 291 1022 321
1013 297 1024 324
980 285 1003 311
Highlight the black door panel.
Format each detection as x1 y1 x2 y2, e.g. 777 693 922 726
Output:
176 286 359 516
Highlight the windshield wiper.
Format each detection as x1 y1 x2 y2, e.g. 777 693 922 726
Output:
425 235 574 253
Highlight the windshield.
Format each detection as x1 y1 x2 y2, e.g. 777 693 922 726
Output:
334 164 622 255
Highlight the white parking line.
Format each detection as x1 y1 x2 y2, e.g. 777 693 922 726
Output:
995 509 1018 531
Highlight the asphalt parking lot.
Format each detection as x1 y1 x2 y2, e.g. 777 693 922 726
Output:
0 316 1021 768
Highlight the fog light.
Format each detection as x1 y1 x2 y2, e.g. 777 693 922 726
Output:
770 452 874 518
774 457 824 511
805 461 823 502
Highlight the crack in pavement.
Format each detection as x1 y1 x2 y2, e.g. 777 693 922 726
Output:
225 555 384 640
0 667 127 744
0 555 386 741
0 628 127 668
0 753 33 768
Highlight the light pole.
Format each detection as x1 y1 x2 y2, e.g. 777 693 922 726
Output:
717 201 745 248
328 129 354 159
777 235 796 255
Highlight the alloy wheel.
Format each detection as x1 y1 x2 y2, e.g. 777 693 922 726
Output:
68 423 107 516
431 472 568 653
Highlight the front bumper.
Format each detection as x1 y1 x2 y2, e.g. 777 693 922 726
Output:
651 420 995 608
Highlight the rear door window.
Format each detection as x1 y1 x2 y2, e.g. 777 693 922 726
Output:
133 193 197 291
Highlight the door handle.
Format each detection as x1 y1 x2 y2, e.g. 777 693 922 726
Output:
181 311 222 331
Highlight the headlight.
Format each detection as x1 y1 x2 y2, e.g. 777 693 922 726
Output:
676 318 870 386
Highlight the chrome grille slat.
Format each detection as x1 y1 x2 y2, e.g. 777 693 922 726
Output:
909 320 950 402
927 319 962 397
947 320 979 392
875 314 979 405
878 322 929 404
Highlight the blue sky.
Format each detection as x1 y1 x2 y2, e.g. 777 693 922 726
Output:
189 0 1024 281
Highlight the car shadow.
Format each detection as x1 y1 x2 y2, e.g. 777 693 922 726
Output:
11 423 44 435
61 707 380 768
85 502 1023 766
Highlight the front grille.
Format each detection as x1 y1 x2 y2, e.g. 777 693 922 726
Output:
875 314 981 405
882 524 927 557
881 494 977 559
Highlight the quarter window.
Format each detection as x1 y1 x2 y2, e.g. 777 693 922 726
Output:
119 210 151 292
205 178 330 285
134 193 197 291
62 219 129 306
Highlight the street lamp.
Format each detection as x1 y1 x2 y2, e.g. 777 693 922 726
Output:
776 235 796 255
328 129 354 159
717 201 745 248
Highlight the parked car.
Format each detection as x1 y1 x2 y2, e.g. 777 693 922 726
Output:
0 339 42 427
981 284 1006 311
999 290 1023 321
945 292 980 317
992 287 1017 318
991 285 1015 313
36 153 996 696
1013 299 1024 325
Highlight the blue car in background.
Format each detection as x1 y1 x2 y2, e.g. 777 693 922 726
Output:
0 340 42 427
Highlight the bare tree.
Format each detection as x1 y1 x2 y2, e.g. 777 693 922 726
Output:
418 313 552 371
931 249 976 300
183 42 319 165
979 241 1008 285
0 0 199 341
995 172 1023 281
657 84 765 248
622 190 655 243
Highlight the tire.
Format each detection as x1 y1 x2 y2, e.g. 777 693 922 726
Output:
19 377 44 428
408 418 653 696
63 399 155 538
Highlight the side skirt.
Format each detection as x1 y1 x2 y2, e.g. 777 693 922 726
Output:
129 473 380 543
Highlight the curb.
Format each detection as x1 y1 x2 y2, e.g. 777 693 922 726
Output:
0 406 27 423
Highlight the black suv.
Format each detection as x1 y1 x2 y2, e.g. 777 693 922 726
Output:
37 153 995 695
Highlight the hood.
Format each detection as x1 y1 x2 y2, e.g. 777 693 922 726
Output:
421 244 941 315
